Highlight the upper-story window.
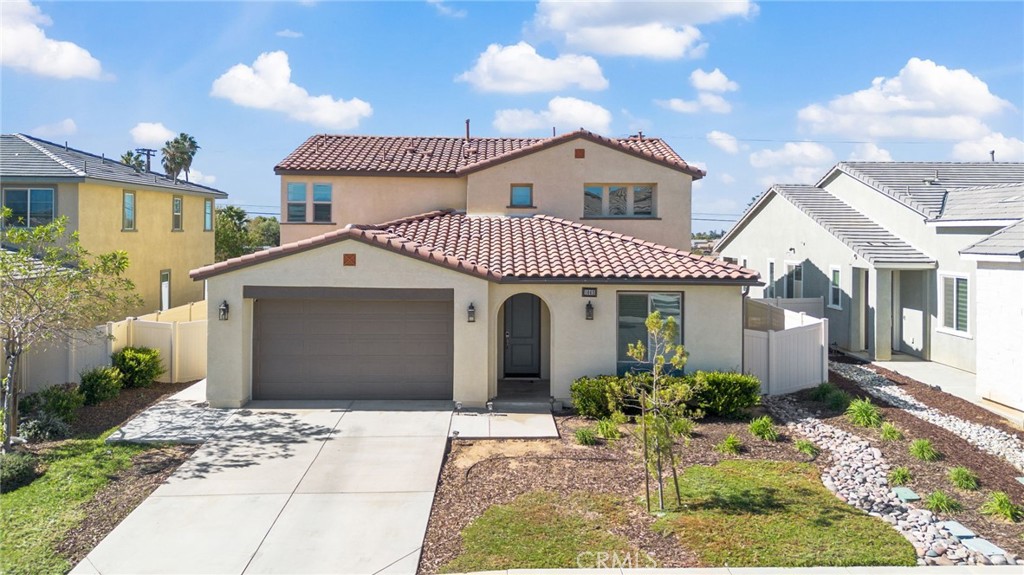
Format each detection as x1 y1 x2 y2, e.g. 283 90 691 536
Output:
123 191 136 231
510 184 533 208
312 183 332 223
583 184 655 218
172 196 183 231
2 188 54 227
204 199 214 231
287 182 307 222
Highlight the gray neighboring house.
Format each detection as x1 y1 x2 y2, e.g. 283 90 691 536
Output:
717 162 1024 412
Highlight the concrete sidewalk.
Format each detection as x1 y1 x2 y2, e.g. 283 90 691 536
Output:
105 380 236 444
452 567 1024 575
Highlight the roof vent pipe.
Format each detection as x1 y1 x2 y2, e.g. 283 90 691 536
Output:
465 119 470 143
990 150 996 162
65 141 68 151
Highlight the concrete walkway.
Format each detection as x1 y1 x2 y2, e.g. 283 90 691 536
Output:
451 567 1024 575
449 408 559 439
73 400 452 575
105 380 235 444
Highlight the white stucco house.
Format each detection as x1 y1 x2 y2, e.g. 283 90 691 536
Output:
193 130 760 408
716 163 1024 411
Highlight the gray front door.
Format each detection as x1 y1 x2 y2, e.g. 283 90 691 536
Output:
504 293 540 377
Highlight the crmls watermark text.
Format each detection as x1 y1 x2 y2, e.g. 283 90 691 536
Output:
576 550 657 568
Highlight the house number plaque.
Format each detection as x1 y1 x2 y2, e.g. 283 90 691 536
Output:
582 287 597 297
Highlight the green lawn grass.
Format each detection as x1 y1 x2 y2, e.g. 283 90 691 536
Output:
655 460 918 567
440 491 638 572
0 432 149 575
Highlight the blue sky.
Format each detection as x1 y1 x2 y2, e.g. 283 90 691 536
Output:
2 1 1022 232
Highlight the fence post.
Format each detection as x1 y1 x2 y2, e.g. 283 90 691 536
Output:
67 337 76 383
105 322 114 359
821 318 829 383
766 329 775 395
171 321 179 384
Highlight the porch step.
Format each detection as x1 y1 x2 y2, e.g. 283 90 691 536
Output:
488 400 557 413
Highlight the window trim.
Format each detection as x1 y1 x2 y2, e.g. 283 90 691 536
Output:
616 291 684 369
509 183 534 208
312 183 332 223
828 265 842 310
286 182 307 223
2 187 55 228
159 269 171 311
203 198 213 232
784 260 803 298
938 272 971 338
765 258 776 298
582 183 657 218
122 190 136 232
171 195 184 231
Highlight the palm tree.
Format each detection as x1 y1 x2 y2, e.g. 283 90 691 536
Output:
120 150 145 172
160 140 183 182
160 133 200 183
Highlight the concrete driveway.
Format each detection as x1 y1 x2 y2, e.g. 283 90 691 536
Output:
72 400 452 575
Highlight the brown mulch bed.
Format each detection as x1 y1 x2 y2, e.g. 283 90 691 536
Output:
71 380 196 437
418 413 811 573
798 372 1024 555
54 444 198 567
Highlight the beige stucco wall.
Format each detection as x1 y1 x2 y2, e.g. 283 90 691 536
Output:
279 175 466 244
76 182 215 316
466 140 692 249
974 261 1024 411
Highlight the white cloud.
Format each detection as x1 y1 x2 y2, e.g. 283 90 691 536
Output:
130 122 175 147
707 130 739 154
750 142 835 168
720 173 736 185
952 132 1024 162
427 0 466 18
1 0 105 80
186 168 217 186
275 29 303 38
848 143 893 162
691 68 738 92
658 92 731 114
32 118 77 138
493 97 611 135
798 58 1013 141
457 42 607 93
532 0 755 59
211 51 372 130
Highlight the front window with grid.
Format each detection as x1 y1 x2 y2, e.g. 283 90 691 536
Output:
617 292 682 374
941 275 969 334
583 184 655 217
828 266 842 309
287 183 307 222
172 196 183 231
3 188 54 227
312 184 332 223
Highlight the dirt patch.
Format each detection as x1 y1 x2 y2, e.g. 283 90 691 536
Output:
55 444 197 567
71 381 196 438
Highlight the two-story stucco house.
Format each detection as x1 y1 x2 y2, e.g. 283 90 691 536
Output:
1 134 228 316
716 162 1024 411
193 130 760 408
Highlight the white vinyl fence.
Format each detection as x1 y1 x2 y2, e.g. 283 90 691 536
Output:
745 299 829 395
11 303 208 394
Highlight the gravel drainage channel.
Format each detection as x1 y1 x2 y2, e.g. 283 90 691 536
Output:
765 396 1021 566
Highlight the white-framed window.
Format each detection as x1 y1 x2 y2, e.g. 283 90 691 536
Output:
204 199 213 231
312 183 332 223
171 196 183 231
785 262 803 298
940 273 969 335
617 292 683 372
286 182 307 222
510 184 533 207
828 266 842 310
766 259 776 298
583 184 655 218
2 187 54 227
123 191 136 231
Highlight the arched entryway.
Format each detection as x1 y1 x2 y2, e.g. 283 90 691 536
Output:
495 292 551 401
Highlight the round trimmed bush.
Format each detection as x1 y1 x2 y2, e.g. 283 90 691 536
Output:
0 452 38 493
112 347 165 389
80 366 124 405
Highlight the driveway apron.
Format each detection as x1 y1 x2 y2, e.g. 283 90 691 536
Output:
72 400 452 575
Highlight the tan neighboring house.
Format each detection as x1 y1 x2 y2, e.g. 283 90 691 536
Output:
193 130 760 408
1 133 227 316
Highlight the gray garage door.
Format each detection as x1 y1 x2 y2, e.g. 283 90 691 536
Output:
252 290 453 400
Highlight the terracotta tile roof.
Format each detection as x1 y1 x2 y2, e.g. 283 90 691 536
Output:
274 129 704 179
192 210 756 284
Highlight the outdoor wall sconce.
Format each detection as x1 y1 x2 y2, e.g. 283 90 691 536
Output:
467 303 476 323
585 301 594 320
218 300 230 321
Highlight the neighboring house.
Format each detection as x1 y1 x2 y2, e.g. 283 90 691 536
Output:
193 130 759 408
1 134 227 316
717 162 1024 411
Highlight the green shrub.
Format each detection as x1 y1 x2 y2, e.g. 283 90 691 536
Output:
574 427 597 446
795 439 819 458
948 466 979 491
888 466 912 486
112 346 165 389
0 452 38 494
26 384 85 423
690 371 761 418
846 398 882 428
980 492 1023 523
596 419 621 440
810 382 851 411
880 422 903 442
609 411 629 425
924 491 962 514
670 417 696 438
570 375 618 419
909 439 940 461
810 382 841 401
19 412 72 442
748 415 779 441
715 433 743 454
79 366 124 405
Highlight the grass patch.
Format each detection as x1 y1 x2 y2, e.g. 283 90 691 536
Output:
655 460 916 567
909 439 940 462
597 419 621 440
846 398 882 428
888 466 912 486
880 422 903 442
748 416 779 442
948 466 979 491
924 491 962 514
794 439 819 458
574 427 597 445
715 433 743 454
0 435 149 575
980 492 1023 523
440 491 636 572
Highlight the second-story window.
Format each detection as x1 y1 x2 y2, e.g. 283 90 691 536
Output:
510 184 533 207
582 184 656 218
204 199 213 231
123 191 136 231
312 183 332 223
287 182 307 222
2 188 54 227
172 196 183 231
